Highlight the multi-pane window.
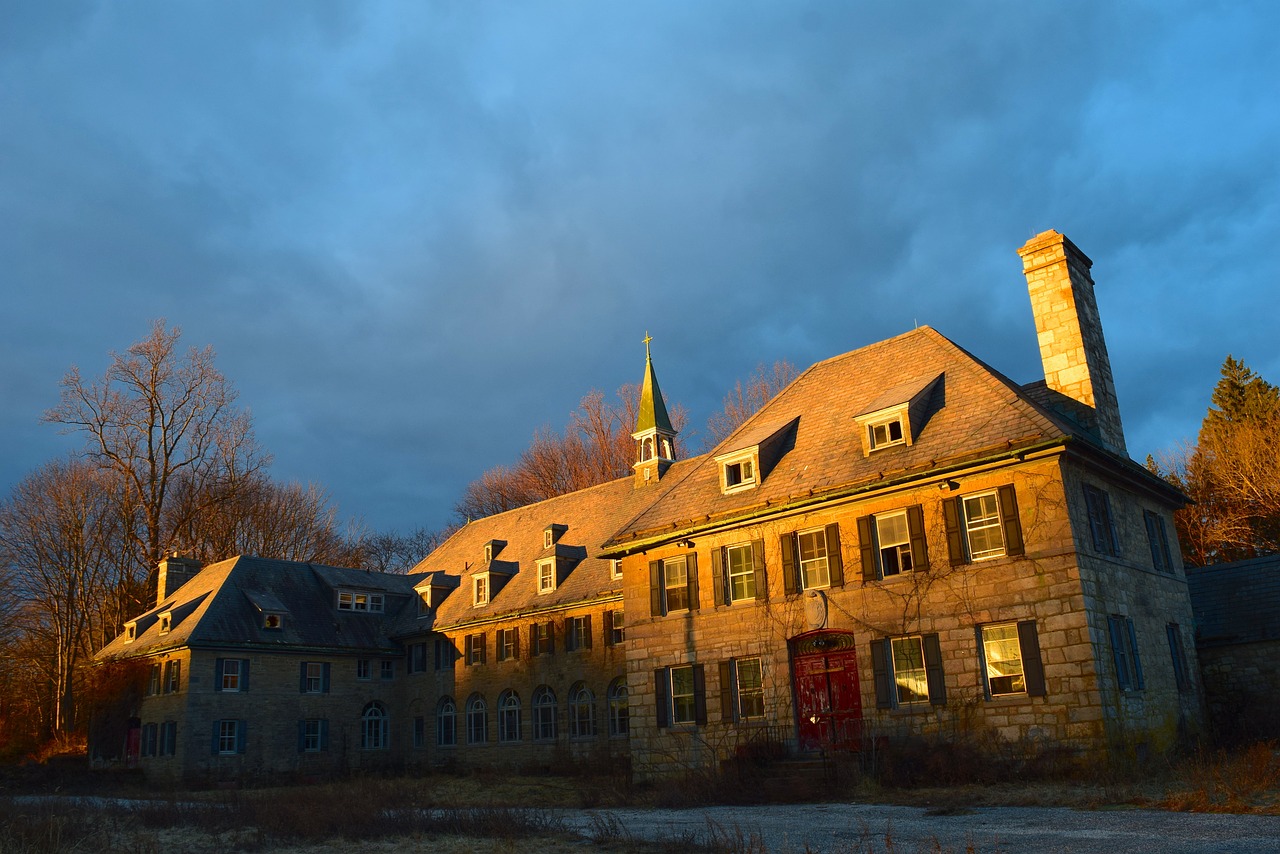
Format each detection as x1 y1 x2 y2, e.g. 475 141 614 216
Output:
724 458 755 490
797 529 831 589
408 643 427 673
380 660 394 680
1084 485 1120 555
670 665 697 725
607 610 625 646
302 662 324 693
610 559 623 580
159 721 177 756
1145 510 1174 572
532 622 554 656
664 557 690 612
962 492 1005 560
466 633 486 666
164 660 181 694
735 658 765 719
141 723 157 757
498 691 521 742
569 683 596 738
357 659 371 680
436 698 456 746
219 658 245 692
726 544 756 601
473 575 488 606
538 560 556 593
301 719 324 752
980 624 1024 696
532 686 557 740
361 702 388 750
875 512 913 576
868 416 905 449
217 720 239 755
338 591 384 612
566 615 591 651
498 628 518 661
890 637 929 705
465 694 488 744
607 678 629 737
147 664 161 696
434 638 457 670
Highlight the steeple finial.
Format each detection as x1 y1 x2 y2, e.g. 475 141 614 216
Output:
643 331 653 360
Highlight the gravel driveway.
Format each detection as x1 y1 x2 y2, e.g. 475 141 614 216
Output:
567 803 1280 853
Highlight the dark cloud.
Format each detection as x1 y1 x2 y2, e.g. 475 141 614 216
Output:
2 1 1276 534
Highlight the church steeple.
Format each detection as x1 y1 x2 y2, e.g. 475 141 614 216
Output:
633 333 677 487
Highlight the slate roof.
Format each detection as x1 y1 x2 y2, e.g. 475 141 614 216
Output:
410 463 699 631
96 556 424 660
605 326 1089 550
1186 555 1280 647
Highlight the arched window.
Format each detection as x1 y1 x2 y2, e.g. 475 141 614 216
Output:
437 697 456 747
569 682 596 739
608 677 629 738
498 690 522 743
532 685 557 741
641 437 653 461
466 693 488 745
661 437 673 460
361 701 388 750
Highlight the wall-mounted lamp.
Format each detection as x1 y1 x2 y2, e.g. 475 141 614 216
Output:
938 479 960 492
679 539 695 548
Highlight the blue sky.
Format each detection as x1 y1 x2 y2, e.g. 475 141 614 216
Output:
2 1 1277 536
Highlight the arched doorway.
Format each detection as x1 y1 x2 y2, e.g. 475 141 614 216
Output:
790 630 862 752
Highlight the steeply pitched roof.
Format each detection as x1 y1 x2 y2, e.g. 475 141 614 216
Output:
635 349 674 435
96 556 424 660
411 462 698 630
1187 555 1280 647
606 326 1080 549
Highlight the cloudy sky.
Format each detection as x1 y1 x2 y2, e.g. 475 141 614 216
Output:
2 1 1277 537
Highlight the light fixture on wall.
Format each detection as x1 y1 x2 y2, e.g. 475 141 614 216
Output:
939 479 960 492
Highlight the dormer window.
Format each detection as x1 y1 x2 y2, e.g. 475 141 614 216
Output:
868 414 906 449
484 544 493 562
338 590 384 613
473 575 489 607
544 530 553 549
611 559 623 580
544 524 567 549
263 613 284 630
158 613 172 635
125 622 137 642
537 559 557 594
715 448 760 495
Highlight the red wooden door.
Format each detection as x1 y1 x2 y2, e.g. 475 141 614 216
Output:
792 635 862 752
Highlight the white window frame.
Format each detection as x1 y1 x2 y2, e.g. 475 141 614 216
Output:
609 610 625 645
735 657 765 720
567 615 589 651
361 702 388 750
725 542 756 602
962 491 1006 561
867 415 906 450
436 698 456 747
797 528 831 590
158 613 172 634
875 511 914 577
473 574 489 607
338 590 384 612
980 623 1026 697
217 720 239 755
303 661 323 694
537 559 556 594
670 664 697 725
607 677 629 737
889 636 929 705
663 556 690 612
610 559 623 580
715 448 760 495
221 659 243 692
544 529 554 549
302 719 323 753
569 683 596 738
465 695 488 745
380 660 394 680
498 691 521 742
533 687 557 741
498 628 517 661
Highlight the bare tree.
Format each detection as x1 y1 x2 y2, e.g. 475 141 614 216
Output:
0 458 127 733
350 526 455 574
704 361 799 449
44 320 267 584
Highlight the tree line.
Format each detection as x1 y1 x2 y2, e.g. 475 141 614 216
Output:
0 322 796 755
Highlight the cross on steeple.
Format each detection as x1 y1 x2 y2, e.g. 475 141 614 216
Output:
643 332 653 360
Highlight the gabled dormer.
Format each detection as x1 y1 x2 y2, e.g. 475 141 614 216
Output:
471 562 518 608
244 589 288 631
542 524 567 550
414 573 460 615
854 374 943 456
633 334 679 488
713 416 799 495
483 539 507 563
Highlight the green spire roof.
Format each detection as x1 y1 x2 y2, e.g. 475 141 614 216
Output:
636 334 674 435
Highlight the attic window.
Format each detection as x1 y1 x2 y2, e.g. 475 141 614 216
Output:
484 544 493 563
715 448 760 495
125 622 137 642
868 415 906 450
611 559 623 580
537 559 557 594
338 590 384 613
158 613 172 635
544 524 567 548
263 613 284 630
473 575 489 607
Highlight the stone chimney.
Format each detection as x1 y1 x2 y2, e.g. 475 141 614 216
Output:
1018 229 1127 456
157 553 202 606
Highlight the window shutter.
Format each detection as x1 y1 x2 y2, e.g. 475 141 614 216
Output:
529 624 538 656
297 720 306 753
583 614 593 650
825 524 844 587
548 622 556 655
1018 620 1046 697
514 627 522 659
942 497 966 565
299 662 308 693
711 547 725 607
870 640 891 709
693 664 708 726
480 633 488 664
857 515 876 582
975 626 991 699
603 610 615 646
998 485 1024 557
649 560 664 616
1127 619 1144 689
719 661 735 722
214 658 224 692
655 670 669 728
907 504 929 571
687 553 700 610
563 618 573 651
923 634 946 705
1105 492 1120 557
322 663 331 693
211 722 220 755
241 660 250 691
752 539 767 601
320 719 329 750
781 533 798 595
236 720 247 754
1108 616 1130 690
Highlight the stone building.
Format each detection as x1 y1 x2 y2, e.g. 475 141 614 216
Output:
94 230 1202 782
